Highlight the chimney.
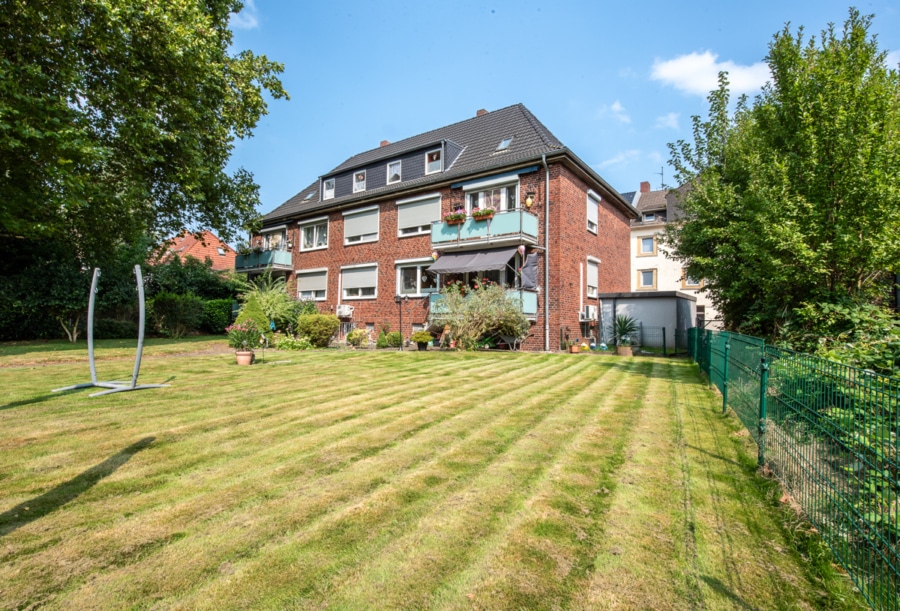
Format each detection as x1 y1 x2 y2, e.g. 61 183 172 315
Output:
640 181 651 193
476 109 488 117
380 140 390 147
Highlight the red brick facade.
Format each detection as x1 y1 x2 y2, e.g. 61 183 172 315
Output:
256 159 632 351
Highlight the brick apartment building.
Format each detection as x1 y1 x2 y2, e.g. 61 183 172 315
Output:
238 104 638 350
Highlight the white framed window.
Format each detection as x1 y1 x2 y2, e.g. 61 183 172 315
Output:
323 178 335 200
643 212 656 222
397 194 440 237
586 258 599 297
396 259 438 296
387 161 401 184
297 269 327 301
426 149 442 174
353 171 366 193
300 217 328 251
466 184 518 214
342 264 377 299
261 226 286 250
637 269 657 290
343 206 379 245
638 235 657 256
587 191 600 234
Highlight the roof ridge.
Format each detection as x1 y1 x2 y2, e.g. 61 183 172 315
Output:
331 103 532 172
517 104 562 149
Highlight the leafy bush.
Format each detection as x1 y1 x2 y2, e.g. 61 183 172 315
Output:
296 314 340 348
235 272 300 332
432 281 529 351
276 335 313 351
235 295 272 342
346 328 368 347
146 254 238 300
201 299 234 334
787 301 900 376
410 330 433 344
92 318 139 339
386 331 402 348
376 329 388 348
225 320 262 350
150 292 204 338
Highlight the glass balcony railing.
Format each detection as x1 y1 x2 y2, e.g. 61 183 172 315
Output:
429 289 538 317
431 209 539 245
235 249 293 271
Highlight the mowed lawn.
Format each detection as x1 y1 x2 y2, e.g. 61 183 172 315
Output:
0 341 865 610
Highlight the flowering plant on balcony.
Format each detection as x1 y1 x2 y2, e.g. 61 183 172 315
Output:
471 206 495 220
443 209 466 224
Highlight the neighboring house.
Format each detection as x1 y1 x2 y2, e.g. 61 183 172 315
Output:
627 181 721 329
157 230 236 272
240 104 638 350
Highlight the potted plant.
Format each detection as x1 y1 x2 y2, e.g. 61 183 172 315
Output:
614 315 638 356
410 330 433 351
226 320 262 365
443 209 466 225
472 206 496 221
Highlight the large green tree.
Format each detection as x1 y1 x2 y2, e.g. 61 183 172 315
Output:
667 9 900 336
0 0 287 261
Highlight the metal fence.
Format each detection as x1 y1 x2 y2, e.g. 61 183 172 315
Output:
689 328 900 611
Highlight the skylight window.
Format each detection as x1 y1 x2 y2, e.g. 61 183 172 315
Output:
303 191 317 201
496 137 513 151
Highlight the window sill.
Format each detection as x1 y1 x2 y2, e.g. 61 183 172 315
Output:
344 238 379 246
300 246 329 252
397 231 430 239
342 295 378 300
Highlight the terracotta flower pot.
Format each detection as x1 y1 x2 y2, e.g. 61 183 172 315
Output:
616 346 633 356
569 345 580 354
473 213 493 221
446 217 465 225
235 350 254 365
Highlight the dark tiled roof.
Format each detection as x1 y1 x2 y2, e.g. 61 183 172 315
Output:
264 104 571 224
635 189 668 213
620 191 636 205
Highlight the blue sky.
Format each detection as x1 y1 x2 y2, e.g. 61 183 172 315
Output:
227 1 900 216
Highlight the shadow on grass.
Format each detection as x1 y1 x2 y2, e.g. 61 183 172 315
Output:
1 393 62 412
0 436 155 537
701 575 760 610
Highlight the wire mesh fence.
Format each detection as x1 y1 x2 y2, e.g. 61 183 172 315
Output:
688 328 900 611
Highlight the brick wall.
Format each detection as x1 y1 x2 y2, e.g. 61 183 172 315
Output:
269 161 631 351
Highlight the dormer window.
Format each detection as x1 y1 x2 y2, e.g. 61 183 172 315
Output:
323 179 335 200
496 137 513 151
353 171 366 193
426 149 442 174
643 212 655 222
387 161 401 184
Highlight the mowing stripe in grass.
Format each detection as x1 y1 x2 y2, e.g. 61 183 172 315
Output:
3 355 599 607
322 358 651 610
140 357 629 609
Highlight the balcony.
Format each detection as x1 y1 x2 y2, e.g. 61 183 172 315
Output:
429 289 538 318
431 209 539 248
234 249 293 273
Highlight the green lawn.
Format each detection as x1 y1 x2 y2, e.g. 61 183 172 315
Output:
0 344 865 610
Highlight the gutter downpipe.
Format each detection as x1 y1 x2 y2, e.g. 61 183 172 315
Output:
541 154 550 352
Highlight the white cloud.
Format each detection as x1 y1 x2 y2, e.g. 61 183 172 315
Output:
654 112 679 130
230 0 259 29
597 100 631 124
598 149 641 169
886 50 900 68
651 51 769 96
648 151 663 164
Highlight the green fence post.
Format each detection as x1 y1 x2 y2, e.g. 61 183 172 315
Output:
663 327 667 357
706 330 713 389
722 338 730 414
757 354 769 467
